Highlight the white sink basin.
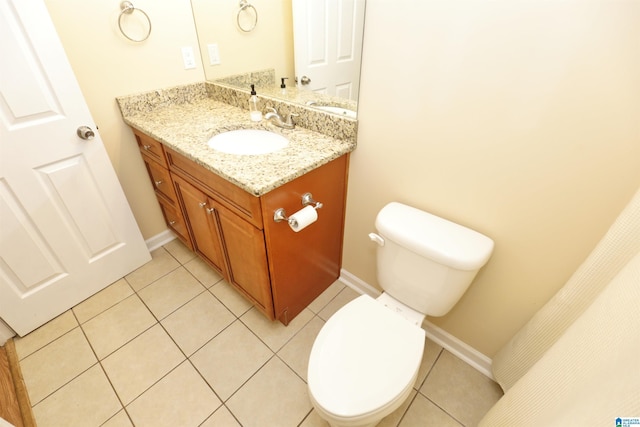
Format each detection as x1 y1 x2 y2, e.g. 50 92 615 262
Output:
207 129 289 155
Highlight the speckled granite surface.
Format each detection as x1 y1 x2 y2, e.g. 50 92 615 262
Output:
213 68 358 115
116 82 356 196
215 69 275 92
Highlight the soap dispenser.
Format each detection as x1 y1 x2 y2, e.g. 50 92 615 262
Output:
280 77 288 95
249 84 262 122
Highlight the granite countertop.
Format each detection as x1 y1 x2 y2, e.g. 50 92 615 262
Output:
118 85 356 197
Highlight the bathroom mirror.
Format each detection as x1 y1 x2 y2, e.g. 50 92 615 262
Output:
190 0 365 117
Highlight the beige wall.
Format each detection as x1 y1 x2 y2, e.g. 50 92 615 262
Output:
44 0 205 239
345 0 640 356
192 0 294 81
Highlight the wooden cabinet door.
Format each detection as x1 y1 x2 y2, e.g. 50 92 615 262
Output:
215 203 274 319
173 174 226 276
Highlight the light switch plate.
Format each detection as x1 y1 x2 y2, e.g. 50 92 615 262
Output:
207 43 221 66
181 46 196 70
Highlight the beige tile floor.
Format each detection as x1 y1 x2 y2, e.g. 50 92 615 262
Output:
14 240 503 427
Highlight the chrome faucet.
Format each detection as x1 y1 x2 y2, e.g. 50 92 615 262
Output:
264 107 298 129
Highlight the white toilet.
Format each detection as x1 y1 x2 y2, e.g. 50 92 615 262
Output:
307 202 494 427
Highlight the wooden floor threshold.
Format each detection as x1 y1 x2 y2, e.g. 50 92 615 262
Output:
0 339 36 427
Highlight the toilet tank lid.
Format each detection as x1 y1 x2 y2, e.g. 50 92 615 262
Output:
376 202 494 271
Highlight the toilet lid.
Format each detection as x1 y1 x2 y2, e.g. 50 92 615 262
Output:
308 295 425 418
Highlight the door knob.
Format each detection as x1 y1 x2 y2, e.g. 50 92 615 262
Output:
299 75 311 85
77 126 95 140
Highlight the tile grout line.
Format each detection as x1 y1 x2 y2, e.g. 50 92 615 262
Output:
415 348 467 427
21 324 97 409
145 244 236 419
417 346 444 390
72 307 135 427
143 246 270 424
124 246 184 294
81 294 154 359
162 241 288 425
74 262 219 427
388 344 449 426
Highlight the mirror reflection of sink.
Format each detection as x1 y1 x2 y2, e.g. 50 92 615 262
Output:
207 129 289 155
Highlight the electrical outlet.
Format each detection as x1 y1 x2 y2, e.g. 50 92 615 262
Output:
207 43 221 66
181 46 196 70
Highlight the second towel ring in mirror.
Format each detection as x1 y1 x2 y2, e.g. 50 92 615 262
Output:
237 0 258 32
118 1 152 42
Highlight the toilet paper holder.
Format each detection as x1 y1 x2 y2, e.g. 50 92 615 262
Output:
273 192 323 224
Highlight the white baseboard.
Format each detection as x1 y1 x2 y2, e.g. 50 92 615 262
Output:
145 229 176 251
339 269 381 297
421 321 494 379
339 269 494 379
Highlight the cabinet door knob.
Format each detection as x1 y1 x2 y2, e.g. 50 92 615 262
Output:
154 180 163 186
143 144 151 150
169 220 176 225
206 207 215 214
198 202 207 208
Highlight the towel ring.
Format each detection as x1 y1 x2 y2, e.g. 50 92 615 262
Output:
118 1 152 42
237 0 258 33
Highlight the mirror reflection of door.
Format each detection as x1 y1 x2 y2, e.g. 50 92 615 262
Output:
292 0 365 101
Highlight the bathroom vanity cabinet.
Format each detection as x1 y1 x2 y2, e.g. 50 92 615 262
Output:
133 128 349 325
136 131 193 249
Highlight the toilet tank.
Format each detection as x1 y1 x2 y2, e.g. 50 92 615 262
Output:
373 202 494 317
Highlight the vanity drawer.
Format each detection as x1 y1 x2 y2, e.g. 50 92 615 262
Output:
143 158 178 205
157 197 192 250
165 146 263 228
133 129 167 167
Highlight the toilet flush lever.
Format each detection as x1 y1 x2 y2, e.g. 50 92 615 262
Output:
369 233 385 246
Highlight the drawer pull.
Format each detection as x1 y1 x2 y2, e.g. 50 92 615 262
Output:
169 220 176 225
143 144 151 150
198 202 207 208
154 180 163 186
206 207 215 214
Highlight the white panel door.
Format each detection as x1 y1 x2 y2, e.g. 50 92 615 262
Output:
0 0 150 336
292 0 365 101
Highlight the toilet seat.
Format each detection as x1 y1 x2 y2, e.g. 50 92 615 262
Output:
308 295 425 422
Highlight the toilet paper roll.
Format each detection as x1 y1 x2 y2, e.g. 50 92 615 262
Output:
288 205 318 232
